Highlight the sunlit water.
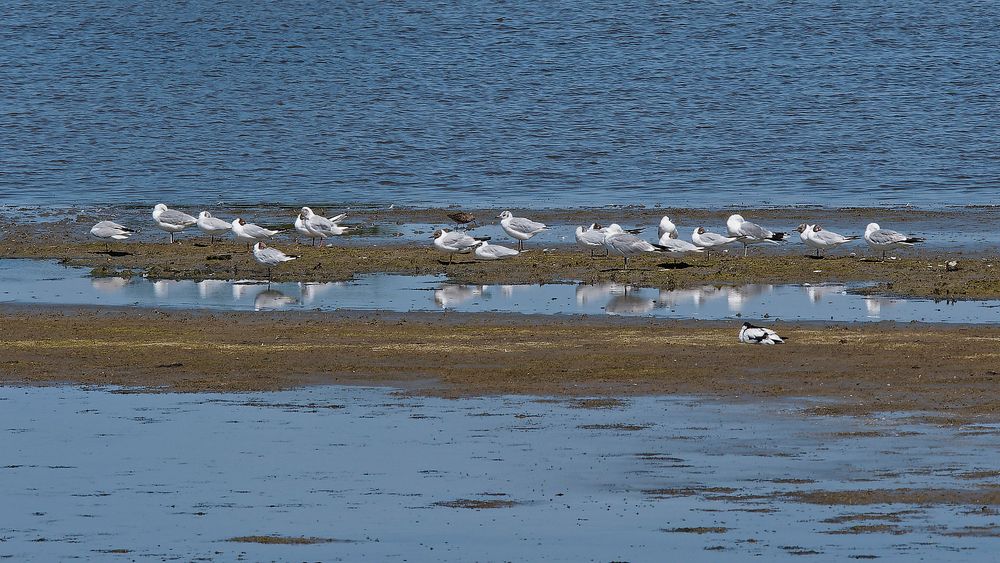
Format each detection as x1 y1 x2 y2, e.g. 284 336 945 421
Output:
2 1 998 208
2 385 999 560
1 259 998 324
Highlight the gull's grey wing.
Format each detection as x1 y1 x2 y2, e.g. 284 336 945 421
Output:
244 223 277 237
442 231 477 248
813 230 848 244
738 221 772 240
158 209 197 225
607 234 655 254
869 229 907 245
702 232 735 245
203 217 232 230
659 239 702 253
508 217 546 233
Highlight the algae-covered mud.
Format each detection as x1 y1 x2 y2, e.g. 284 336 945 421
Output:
3 385 1000 561
2 306 999 418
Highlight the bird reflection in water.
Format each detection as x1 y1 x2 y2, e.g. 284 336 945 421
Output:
254 288 298 311
605 286 655 315
434 284 484 309
803 284 847 304
91 277 129 293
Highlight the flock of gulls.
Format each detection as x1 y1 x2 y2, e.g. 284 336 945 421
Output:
89 205 927 344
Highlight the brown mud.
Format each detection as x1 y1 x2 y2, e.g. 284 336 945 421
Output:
2 306 999 419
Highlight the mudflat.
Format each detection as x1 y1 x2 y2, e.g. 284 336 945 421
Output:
2 305 998 419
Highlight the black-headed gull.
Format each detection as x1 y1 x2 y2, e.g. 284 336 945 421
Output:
806 225 859 257
739 322 785 345
691 227 740 258
602 224 665 270
300 207 348 247
658 216 678 240
497 210 547 251
252 241 297 281
656 233 704 261
474 240 519 260
727 214 787 256
232 218 281 250
864 223 925 261
152 204 197 243
575 224 608 257
197 211 232 243
433 229 488 264
90 220 134 251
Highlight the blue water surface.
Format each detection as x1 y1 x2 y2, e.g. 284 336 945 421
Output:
2 1 997 208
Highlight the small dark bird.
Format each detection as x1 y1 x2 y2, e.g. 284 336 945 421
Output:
447 211 476 227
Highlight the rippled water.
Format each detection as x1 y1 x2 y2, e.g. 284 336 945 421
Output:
2 1 998 208
3 385 1000 560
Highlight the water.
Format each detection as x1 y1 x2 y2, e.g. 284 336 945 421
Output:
2 1 998 209
2 259 998 324
2 385 999 560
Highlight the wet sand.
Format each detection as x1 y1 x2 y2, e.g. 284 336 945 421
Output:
2 305 999 419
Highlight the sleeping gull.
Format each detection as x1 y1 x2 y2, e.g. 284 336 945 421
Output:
739 322 785 345
864 223 925 261
474 240 519 260
252 241 297 281
232 218 281 250
575 224 608 257
658 216 678 240
806 225 859 257
497 210 547 251
89 220 134 251
152 204 197 243
196 211 232 243
602 224 666 270
726 214 787 256
691 227 740 258
433 229 488 264
301 207 348 247
656 233 704 261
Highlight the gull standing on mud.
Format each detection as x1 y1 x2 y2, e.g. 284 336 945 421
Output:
658 216 678 240
739 322 785 345
575 224 608 257
90 221 134 251
196 211 232 243
432 229 488 264
656 233 704 261
726 214 787 257
300 207 348 247
691 227 741 258
603 224 665 270
294 213 314 245
805 225 859 257
152 204 197 243
231 218 281 250
474 240 519 260
497 210 547 251
252 241 297 282
864 223 925 261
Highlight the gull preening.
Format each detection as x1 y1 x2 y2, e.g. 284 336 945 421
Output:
691 227 740 258
196 211 232 243
739 322 785 345
658 216 678 240
603 224 665 270
474 240 519 260
864 223 925 261
90 221 134 251
575 224 608 257
152 204 197 243
727 214 787 256
804 224 859 257
498 210 547 251
300 207 348 247
294 214 314 245
432 229 488 263
252 241 297 281
232 218 281 250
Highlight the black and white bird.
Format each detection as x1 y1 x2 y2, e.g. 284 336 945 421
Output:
196 211 232 243
739 322 785 345
474 240 519 260
152 204 197 243
497 210 547 251
691 227 741 258
90 220 134 251
252 241 297 281
727 214 787 256
231 218 281 250
864 223 925 261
